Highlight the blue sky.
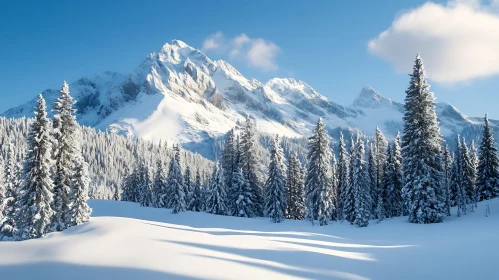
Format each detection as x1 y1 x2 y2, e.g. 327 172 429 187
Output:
1 0 499 118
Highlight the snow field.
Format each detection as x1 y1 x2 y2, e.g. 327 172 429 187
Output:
0 198 497 280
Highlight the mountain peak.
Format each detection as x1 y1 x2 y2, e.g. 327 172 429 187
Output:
171 39 189 48
158 39 194 54
353 86 394 109
214 60 244 77
266 78 308 88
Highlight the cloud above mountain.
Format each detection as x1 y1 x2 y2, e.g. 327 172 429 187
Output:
368 0 499 84
202 32 280 71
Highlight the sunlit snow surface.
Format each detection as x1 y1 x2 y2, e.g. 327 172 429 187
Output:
0 199 498 279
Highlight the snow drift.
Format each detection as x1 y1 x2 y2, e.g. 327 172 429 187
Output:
0 199 497 279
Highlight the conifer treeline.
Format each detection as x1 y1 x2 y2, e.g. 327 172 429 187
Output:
2 56 498 232
120 55 499 226
0 118 214 200
0 82 91 240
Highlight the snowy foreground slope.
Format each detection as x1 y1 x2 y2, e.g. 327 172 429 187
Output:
0 200 498 280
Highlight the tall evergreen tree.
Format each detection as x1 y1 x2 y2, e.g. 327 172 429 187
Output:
240 116 264 216
222 129 236 190
401 55 445 224
367 143 377 218
337 133 349 221
343 137 356 224
0 160 4 222
286 153 305 220
200 171 210 212
442 144 452 216
15 95 55 240
153 158 167 208
352 136 370 227
183 166 192 208
137 161 152 207
231 167 253 217
188 170 203 212
121 167 139 202
52 81 79 231
450 136 467 216
375 127 388 197
330 154 338 221
0 144 19 239
264 136 286 223
206 162 227 215
460 139 476 210
305 118 333 226
392 134 404 217
167 146 186 214
380 144 393 218
476 114 499 201
470 140 478 207
68 154 92 226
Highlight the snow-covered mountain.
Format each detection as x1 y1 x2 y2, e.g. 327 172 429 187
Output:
3 40 494 158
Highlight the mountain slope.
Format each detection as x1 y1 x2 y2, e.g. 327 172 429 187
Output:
0 199 497 279
3 40 495 158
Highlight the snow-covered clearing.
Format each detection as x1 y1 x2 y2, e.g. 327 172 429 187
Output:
0 199 497 280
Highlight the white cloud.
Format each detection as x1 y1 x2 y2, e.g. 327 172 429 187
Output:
233 34 251 47
368 0 499 84
202 32 280 71
202 32 224 51
246 39 280 71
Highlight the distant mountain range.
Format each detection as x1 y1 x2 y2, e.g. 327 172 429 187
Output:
3 40 495 158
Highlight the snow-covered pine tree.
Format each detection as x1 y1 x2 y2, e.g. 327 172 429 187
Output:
391 134 404 217
51 81 79 231
166 146 186 214
375 127 388 197
349 136 355 190
183 166 192 208
401 55 445 224
153 158 168 208
337 132 349 221
264 135 286 223
343 137 356 224
382 141 403 218
188 170 203 212
201 171 210 212
460 139 475 210
113 183 121 201
330 153 338 221
240 116 264 216
222 129 236 191
442 144 452 216
367 143 377 218
206 162 227 215
0 159 4 221
68 154 92 226
286 152 305 220
450 136 467 216
380 144 393 218
15 95 55 240
227 137 241 216
121 173 135 202
137 161 152 207
476 114 499 201
231 167 254 217
470 140 478 207
352 135 370 227
305 118 333 226
0 144 19 239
